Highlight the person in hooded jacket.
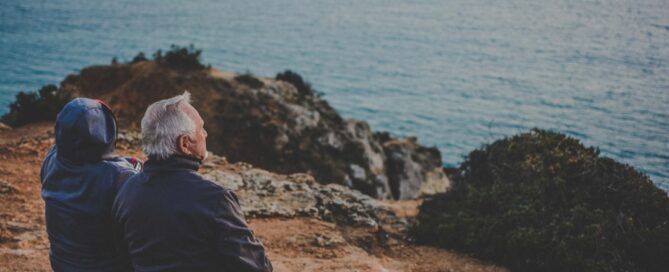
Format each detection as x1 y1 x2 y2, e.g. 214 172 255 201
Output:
41 98 141 272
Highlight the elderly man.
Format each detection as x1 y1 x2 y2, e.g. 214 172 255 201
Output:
112 92 272 271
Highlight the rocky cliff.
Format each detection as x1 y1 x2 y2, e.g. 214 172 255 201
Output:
56 60 448 199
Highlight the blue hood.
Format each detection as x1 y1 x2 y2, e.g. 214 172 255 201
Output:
55 98 116 163
42 98 138 271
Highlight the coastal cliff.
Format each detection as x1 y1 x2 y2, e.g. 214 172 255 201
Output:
0 49 474 271
54 60 448 200
3 47 664 271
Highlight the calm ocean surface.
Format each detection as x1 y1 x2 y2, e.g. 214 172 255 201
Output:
1 0 668 190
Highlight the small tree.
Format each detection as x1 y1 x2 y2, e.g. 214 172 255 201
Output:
1 85 72 127
234 72 264 89
131 52 148 63
154 44 205 71
275 70 322 97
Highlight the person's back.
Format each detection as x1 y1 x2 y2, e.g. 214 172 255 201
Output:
41 98 140 271
112 92 272 272
114 155 270 271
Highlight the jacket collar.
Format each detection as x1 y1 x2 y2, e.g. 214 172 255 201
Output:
144 155 201 173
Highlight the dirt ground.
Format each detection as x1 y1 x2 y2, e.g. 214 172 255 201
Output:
0 123 506 272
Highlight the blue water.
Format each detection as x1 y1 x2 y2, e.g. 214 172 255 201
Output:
1 0 668 191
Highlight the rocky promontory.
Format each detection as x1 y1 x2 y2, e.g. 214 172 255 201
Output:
0 48 470 271
52 57 448 200
3 47 665 271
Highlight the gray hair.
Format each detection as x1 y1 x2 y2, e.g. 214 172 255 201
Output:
141 91 196 159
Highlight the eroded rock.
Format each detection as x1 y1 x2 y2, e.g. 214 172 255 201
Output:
379 135 448 199
201 164 400 228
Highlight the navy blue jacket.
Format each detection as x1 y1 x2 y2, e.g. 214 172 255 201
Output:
41 98 139 272
112 155 273 272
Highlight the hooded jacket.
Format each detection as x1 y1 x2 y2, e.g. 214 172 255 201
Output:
112 155 273 272
40 98 139 272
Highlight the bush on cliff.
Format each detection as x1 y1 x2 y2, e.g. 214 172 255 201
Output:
131 52 148 63
154 44 205 71
276 70 322 97
1 85 72 127
234 72 265 89
413 129 669 272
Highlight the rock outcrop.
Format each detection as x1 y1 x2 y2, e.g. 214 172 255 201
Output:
376 133 448 199
58 61 448 199
118 131 405 229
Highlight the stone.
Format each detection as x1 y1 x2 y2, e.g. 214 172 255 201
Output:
380 136 448 199
201 166 405 228
0 180 19 194
0 122 11 131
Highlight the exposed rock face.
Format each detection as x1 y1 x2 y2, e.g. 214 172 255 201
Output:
202 164 389 227
59 61 448 199
117 130 405 228
376 134 448 199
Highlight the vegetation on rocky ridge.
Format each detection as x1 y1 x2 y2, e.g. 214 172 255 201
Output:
413 129 669 272
152 44 206 71
127 44 206 70
1 85 72 127
276 70 323 98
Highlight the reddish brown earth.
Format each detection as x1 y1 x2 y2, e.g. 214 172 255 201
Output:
0 123 506 272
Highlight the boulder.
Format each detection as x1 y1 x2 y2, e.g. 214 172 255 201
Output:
378 135 448 199
200 155 399 228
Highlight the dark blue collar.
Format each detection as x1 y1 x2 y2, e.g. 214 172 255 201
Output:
144 155 201 173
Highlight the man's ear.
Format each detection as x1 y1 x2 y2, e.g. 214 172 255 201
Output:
177 135 191 155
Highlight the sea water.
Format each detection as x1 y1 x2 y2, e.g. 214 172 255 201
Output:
1 0 667 190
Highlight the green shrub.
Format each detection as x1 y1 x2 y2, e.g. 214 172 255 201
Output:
234 72 264 89
413 129 669 272
1 85 72 127
131 52 148 63
154 44 205 71
275 70 322 97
